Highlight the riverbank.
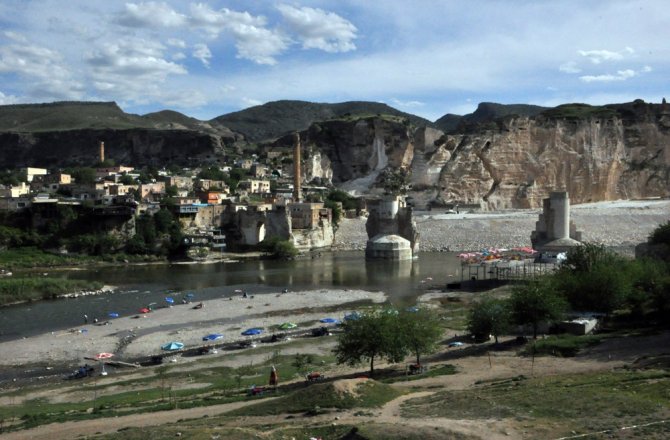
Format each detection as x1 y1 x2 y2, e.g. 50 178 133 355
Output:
333 199 670 252
0 288 386 368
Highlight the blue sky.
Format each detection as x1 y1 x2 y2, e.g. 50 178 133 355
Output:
0 1 666 121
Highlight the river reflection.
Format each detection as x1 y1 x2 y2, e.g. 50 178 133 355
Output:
0 251 460 341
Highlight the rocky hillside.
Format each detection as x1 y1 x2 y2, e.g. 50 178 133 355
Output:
0 102 239 168
212 99 434 142
1 99 668 209
290 100 670 209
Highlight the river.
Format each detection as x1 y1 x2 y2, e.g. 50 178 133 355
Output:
0 251 462 342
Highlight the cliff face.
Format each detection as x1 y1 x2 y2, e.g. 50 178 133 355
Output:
0 128 235 168
297 103 670 209
295 116 414 194
434 113 670 209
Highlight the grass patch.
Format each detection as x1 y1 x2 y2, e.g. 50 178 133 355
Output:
401 369 670 438
0 276 103 305
522 334 606 357
0 247 98 270
228 379 403 416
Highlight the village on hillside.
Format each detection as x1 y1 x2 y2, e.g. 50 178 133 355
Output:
0 139 359 259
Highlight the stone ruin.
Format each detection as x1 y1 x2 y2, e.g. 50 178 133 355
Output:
365 195 419 260
531 191 583 253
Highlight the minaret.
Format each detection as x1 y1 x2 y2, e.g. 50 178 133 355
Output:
293 132 302 202
99 141 105 163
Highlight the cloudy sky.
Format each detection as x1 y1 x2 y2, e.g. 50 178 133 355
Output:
0 1 666 121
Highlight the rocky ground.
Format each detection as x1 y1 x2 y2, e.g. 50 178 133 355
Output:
333 199 670 253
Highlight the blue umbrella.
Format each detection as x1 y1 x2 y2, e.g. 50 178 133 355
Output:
161 341 184 351
165 297 174 304
241 328 263 336
108 312 119 318
203 333 224 341
344 312 362 321
185 293 195 298
320 318 340 324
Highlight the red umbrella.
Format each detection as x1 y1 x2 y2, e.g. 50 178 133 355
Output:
269 365 278 386
139 307 150 314
94 352 114 360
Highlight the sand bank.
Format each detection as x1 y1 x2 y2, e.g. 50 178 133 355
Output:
0 289 386 367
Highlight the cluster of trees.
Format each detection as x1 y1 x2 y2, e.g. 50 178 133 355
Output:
126 209 184 257
258 236 298 260
197 165 248 192
334 307 442 375
0 204 185 259
324 190 358 226
467 242 670 341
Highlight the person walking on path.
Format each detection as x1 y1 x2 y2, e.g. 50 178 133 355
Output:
83 314 88 324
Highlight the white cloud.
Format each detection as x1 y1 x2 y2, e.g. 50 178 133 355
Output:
559 61 581 74
0 33 83 100
189 4 289 65
116 2 187 28
84 37 186 100
167 38 186 48
578 48 631 64
580 69 636 82
172 52 186 60
642 65 653 72
390 98 424 108
0 90 19 104
192 43 212 67
241 97 263 107
277 4 357 53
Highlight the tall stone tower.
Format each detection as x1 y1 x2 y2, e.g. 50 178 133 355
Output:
99 141 105 163
293 132 302 202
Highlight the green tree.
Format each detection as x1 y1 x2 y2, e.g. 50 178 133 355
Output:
509 278 567 339
324 200 342 226
66 167 96 185
561 242 616 273
119 174 135 185
555 243 632 314
379 168 411 195
334 308 406 376
259 236 298 260
198 166 227 181
467 296 511 344
165 185 178 197
398 307 443 364
649 221 670 247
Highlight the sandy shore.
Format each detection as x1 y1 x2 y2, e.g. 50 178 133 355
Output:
0 289 386 367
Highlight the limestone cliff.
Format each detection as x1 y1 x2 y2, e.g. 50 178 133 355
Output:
296 101 670 210
433 102 670 209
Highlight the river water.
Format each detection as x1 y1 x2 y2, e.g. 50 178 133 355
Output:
0 251 462 342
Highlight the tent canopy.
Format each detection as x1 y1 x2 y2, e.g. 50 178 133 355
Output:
161 341 184 351
241 328 263 336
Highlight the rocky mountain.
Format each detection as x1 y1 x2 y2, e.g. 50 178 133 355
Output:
288 100 670 209
0 99 668 209
212 100 434 142
0 102 239 168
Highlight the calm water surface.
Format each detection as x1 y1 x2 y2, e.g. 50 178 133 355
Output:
0 251 461 341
